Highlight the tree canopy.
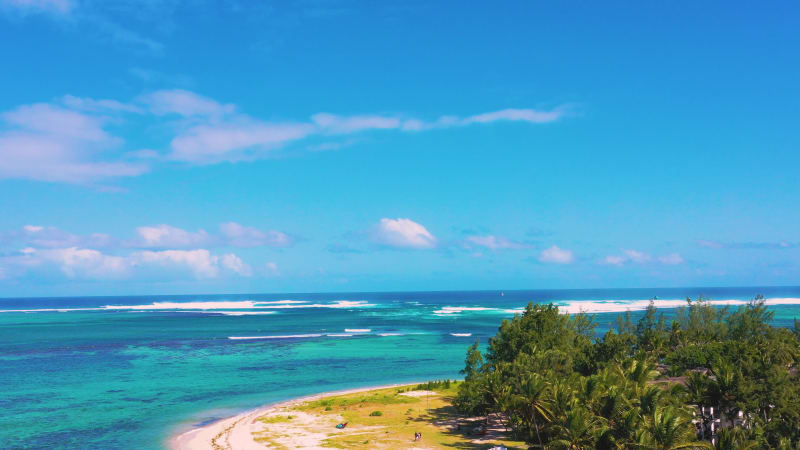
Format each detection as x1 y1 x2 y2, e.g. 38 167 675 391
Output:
455 298 800 449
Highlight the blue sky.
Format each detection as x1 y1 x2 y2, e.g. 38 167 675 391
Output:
0 0 798 297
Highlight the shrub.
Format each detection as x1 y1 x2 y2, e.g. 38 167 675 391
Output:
369 411 383 416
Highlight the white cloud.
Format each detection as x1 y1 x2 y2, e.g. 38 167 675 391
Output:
603 255 626 266
133 224 209 248
220 253 252 276
0 102 147 183
61 95 143 114
374 218 436 249
0 89 568 180
1 0 73 15
140 89 235 117
658 253 684 265
134 249 218 278
3 103 111 142
168 121 315 164
1 246 252 280
466 235 527 251
461 108 565 125
160 91 567 164
32 247 130 278
219 222 292 247
696 240 724 249
623 249 651 263
2 225 113 248
602 249 685 266
538 245 574 264
312 113 402 134
264 261 280 276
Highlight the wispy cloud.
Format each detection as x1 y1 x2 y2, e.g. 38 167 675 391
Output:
0 89 568 182
1 0 74 15
61 95 143 114
2 1 165 53
131 224 211 248
601 249 685 266
465 235 529 251
219 222 293 248
697 239 798 250
658 253 685 265
152 90 567 164
462 108 566 125
140 89 235 117
538 245 574 264
2 223 294 251
1 225 113 249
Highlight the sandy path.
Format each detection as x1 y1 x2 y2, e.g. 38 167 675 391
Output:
169 383 421 450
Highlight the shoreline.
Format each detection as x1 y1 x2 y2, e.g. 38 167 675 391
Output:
168 382 426 450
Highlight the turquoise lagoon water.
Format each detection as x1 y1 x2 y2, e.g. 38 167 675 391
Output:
1 287 799 449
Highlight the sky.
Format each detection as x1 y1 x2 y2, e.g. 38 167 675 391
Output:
0 0 798 297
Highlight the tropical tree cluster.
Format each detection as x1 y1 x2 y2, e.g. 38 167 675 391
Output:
455 297 800 449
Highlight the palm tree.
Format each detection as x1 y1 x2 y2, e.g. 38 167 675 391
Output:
684 371 708 407
550 407 605 449
511 373 552 448
713 428 759 450
638 406 713 450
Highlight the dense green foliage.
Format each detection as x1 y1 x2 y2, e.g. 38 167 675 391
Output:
455 298 800 449
413 379 453 390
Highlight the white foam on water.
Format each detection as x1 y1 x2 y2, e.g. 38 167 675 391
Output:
255 300 307 305
433 306 497 315
0 308 101 313
215 311 277 316
228 334 323 340
556 297 800 314
104 301 262 310
242 300 374 309
326 334 354 337
450 333 472 337
378 333 404 336
149 310 278 316
344 328 371 333
101 300 373 311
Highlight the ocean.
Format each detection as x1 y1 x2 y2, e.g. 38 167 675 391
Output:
1 287 799 449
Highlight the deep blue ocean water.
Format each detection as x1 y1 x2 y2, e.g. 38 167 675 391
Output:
1 287 799 449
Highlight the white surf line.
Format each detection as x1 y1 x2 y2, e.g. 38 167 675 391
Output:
0 308 102 313
344 328 371 333
228 334 323 340
555 297 800 314
450 333 472 337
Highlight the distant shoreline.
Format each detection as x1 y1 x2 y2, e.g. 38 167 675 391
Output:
168 382 426 450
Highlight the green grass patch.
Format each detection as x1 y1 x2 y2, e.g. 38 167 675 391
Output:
257 415 294 424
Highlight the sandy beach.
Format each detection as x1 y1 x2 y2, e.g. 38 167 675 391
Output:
168 383 424 450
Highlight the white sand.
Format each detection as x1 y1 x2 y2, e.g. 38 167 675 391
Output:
399 390 437 398
169 383 422 450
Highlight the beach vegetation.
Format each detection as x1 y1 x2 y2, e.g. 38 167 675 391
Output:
257 415 294 424
455 297 800 449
